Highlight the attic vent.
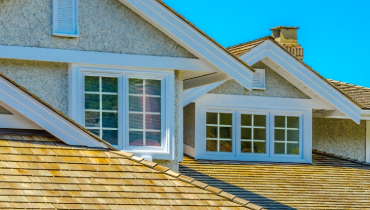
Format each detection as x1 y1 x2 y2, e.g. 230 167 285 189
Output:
52 0 79 37
253 69 265 89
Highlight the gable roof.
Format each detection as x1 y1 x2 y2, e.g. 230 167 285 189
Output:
0 131 262 210
180 151 370 209
328 79 370 109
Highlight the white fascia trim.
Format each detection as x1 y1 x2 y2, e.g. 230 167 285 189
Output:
183 73 230 90
119 0 254 90
0 45 216 72
0 77 107 148
366 121 370 162
183 81 226 107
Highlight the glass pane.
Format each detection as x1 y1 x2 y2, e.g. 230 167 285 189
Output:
220 113 232 125
85 76 99 92
145 80 161 96
102 77 118 93
254 128 266 140
219 141 232 152
102 95 118 110
254 142 266 154
241 128 251 140
287 130 299 142
85 94 100 110
129 131 144 146
206 113 218 124
146 132 161 147
129 114 143 129
102 112 118 128
275 116 285 128
241 114 252 126
102 130 118 145
129 96 143 112
241 141 252 153
275 142 285 154
88 129 100 137
129 79 144 94
85 112 100 127
287 143 299 155
206 140 217 152
145 97 161 113
206 126 218 138
220 127 232 139
145 114 161 130
287 117 299 128
275 129 285 141
254 115 266 127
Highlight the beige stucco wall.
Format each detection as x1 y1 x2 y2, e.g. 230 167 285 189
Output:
312 118 366 161
0 0 195 58
209 61 310 98
183 103 195 147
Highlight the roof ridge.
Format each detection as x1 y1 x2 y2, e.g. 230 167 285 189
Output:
312 149 370 166
111 150 264 210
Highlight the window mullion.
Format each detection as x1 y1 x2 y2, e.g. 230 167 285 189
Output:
143 79 146 146
251 115 254 153
217 113 220 152
99 77 103 139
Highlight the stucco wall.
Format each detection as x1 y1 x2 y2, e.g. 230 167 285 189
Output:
0 59 69 115
209 61 310 98
312 118 366 161
0 0 196 58
183 103 195 147
0 105 12 115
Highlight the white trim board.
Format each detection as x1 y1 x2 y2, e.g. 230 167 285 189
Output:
183 81 225 107
0 76 107 148
366 121 370 162
119 0 254 90
0 102 42 130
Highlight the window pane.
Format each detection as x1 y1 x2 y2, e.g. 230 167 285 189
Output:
275 142 285 154
146 132 161 147
129 131 144 146
206 113 218 124
206 126 218 138
102 112 118 128
145 114 161 130
287 117 299 128
220 113 232 125
254 142 266 154
220 127 232 139
241 114 252 126
206 140 217 152
85 112 100 127
287 143 299 155
275 116 285 127
129 114 143 129
88 129 100 137
241 128 251 139
129 79 143 94
254 115 266 127
287 130 299 142
102 130 118 145
102 77 118 93
275 129 285 141
145 97 161 113
129 96 143 112
85 76 99 92
219 141 232 152
254 128 265 140
241 141 252 153
85 94 100 110
102 95 118 110
145 80 161 96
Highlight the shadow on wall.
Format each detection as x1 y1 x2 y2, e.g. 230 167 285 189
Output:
179 165 296 210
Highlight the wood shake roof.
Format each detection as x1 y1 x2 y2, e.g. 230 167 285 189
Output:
328 79 370 109
0 133 263 210
180 152 370 210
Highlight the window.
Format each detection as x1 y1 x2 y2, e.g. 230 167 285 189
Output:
240 114 266 154
252 69 265 89
206 112 232 152
274 116 299 155
52 0 79 37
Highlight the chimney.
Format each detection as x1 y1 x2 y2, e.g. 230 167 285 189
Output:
270 26 304 60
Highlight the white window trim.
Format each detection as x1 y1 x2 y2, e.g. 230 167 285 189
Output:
252 69 265 90
69 64 175 160
52 0 79 37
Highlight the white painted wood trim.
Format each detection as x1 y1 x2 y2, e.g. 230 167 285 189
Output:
184 144 195 158
183 81 225 107
119 0 254 90
366 121 370 162
0 45 216 72
178 71 184 161
0 102 42 130
184 73 230 90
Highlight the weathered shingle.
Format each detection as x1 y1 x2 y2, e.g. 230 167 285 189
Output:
328 79 370 109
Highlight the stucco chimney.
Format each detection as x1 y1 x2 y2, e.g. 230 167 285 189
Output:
270 26 304 60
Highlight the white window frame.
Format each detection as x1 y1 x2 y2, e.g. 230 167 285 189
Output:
252 69 265 90
69 64 175 160
52 0 79 37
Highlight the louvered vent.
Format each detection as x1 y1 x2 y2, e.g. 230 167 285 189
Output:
252 69 265 89
52 0 79 37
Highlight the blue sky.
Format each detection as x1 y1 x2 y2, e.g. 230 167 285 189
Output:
163 0 370 87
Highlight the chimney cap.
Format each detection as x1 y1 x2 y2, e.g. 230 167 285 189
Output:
270 26 299 31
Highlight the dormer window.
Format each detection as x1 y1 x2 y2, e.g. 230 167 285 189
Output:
52 0 79 37
252 69 265 90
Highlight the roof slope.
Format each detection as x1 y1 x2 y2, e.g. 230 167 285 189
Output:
180 152 370 210
328 79 370 109
0 132 263 210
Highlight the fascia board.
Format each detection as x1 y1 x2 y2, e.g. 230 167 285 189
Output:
239 41 269 65
0 77 107 148
183 81 225 107
119 0 254 90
